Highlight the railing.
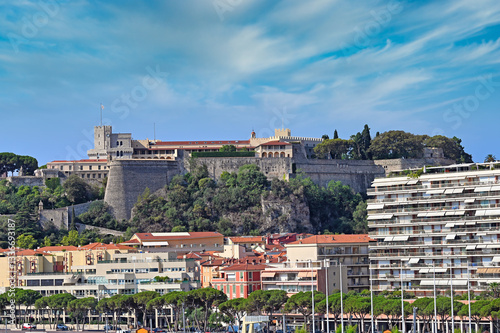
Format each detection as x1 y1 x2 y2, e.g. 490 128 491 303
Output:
98 258 193 264
369 214 500 225
370 249 500 258
25 272 78 276
372 239 500 247
368 203 500 214
368 188 500 203
369 225 500 236
368 180 500 194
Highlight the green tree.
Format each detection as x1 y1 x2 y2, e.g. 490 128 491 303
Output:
47 293 76 327
314 139 351 159
63 174 92 204
368 131 426 160
17 234 38 249
61 230 82 246
485 154 497 163
333 130 339 139
284 291 325 331
132 291 160 328
220 145 237 152
219 298 247 329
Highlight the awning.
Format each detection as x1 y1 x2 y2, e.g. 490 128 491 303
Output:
420 280 434 286
261 272 276 278
368 214 393 220
453 188 465 194
393 235 410 241
367 203 385 210
475 210 486 216
438 280 448 286
487 244 500 248
426 189 445 195
464 198 475 204
434 268 447 273
298 271 317 278
485 209 500 216
384 236 394 242
478 267 500 274
465 221 477 225
444 223 455 228
451 280 468 286
492 257 500 263
491 185 500 191
409 258 420 264
444 189 455 194
446 234 457 240
407 179 419 185
475 186 491 192
427 211 446 217
466 245 477 250
419 268 430 273
374 179 410 187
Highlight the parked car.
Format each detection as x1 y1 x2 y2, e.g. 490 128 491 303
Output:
56 324 69 331
117 329 131 333
22 323 36 330
153 329 166 333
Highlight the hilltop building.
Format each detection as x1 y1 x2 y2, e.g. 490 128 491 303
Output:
368 163 500 296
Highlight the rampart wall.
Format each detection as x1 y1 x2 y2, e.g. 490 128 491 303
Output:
374 157 455 173
104 160 180 221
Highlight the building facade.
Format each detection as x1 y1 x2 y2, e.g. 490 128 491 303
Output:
211 263 267 299
368 163 500 296
285 234 373 292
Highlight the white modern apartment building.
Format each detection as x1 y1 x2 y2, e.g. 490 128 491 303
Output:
19 252 200 298
368 163 500 296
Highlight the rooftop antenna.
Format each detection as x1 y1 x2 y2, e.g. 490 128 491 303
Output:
100 103 104 126
154 122 156 141
281 116 284 130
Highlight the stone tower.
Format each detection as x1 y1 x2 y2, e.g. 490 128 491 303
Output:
87 126 113 160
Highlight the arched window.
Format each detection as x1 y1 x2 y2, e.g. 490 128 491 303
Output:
116 152 119 157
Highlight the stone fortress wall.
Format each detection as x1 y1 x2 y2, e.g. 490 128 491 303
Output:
105 154 453 221
104 159 181 221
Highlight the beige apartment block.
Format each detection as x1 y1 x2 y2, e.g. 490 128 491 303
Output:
286 234 373 292
368 163 500 296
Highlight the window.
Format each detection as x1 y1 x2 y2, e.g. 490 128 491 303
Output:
69 166 72 170
79 166 83 170
98 165 101 170
60 166 63 170
248 272 253 280
89 165 92 170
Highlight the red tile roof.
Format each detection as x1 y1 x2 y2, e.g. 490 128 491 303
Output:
49 159 107 163
287 234 375 245
37 246 79 252
229 236 264 243
81 242 135 251
222 263 269 271
134 232 223 241
258 141 291 146
154 140 251 146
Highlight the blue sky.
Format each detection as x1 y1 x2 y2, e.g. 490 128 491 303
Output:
1 0 500 165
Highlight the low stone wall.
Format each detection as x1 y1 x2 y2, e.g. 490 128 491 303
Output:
6 176 45 187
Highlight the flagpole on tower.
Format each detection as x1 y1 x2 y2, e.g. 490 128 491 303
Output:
100 103 104 126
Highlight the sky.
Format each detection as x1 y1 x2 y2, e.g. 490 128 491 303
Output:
1 0 500 165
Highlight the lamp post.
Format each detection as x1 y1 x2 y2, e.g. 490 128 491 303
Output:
450 265 454 333
401 263 405 333
311 259 316 333
325 259 330 333
467 265 472 333
370 260 374 333
433 263 438 333
340 262 344 333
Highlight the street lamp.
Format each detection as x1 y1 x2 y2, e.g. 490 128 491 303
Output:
370 260 374 333
325 259 330 333
401 262 405 333
310 259 316 333
340 262 344 333
433 262 438 333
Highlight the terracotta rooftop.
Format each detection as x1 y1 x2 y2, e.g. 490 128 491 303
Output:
154 140 251 146
37 246 80 252
287 234 375 245
258 141 291 146
81 242 135 251
222 263 269 271
49 159 107 163
133 232 223 241
229 236 264 243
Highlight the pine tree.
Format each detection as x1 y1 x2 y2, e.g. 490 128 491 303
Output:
333 129 339 139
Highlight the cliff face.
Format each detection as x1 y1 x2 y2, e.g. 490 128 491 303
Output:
220 193 312 234
260 195 312 233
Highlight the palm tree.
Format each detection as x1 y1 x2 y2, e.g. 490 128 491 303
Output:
485 154 496 162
